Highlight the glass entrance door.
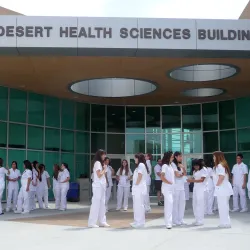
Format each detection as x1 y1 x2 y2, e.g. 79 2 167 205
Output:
183 154 203 175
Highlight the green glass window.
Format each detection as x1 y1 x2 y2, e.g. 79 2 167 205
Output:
0 122 7 147
107 134 125 154
28 126 44 150
45 128 60 151
183 132 202 154
202 102 218 131
239 152 250 169
28 93 44 126
61 100 75 130
76 103 90 131
0 86 8 121
162 106 181 133
91 104 105 132
107 106 125 133
204 154 213 168
8 149 26 172
126 134 145 154
61 130 74 152
126 107 145 133
75 154 90 178
9 89 27 123
45 97 60 128
203 132 219 153
61 153 74 180
220 130 236 152
9 123 26 149
91 133 105 153
76 132 90 153
238 128 250 151
224 153 236 170
146 134 161 154
146 107 161 133
236 97 250 128
182 105 201 132
219 100 235 130
0 149 6 165
27 150 44 163
162 133 181 153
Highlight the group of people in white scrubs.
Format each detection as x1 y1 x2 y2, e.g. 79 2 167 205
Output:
0 158 70 215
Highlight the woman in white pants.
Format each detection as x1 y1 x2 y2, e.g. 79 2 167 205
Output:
6 161 21 212
205 165 215 215
15 160 32 214
116 159 132 211
105 157 114 212
29 161 39 211
161 151 175 229
145 153 152 213
37 164 51 209
172 152 187 226
213 151 233 228
187 159 207 226
52 164 61 210
0 158 10 215
130 153 147 229
88 149 109 228
58 163 70 211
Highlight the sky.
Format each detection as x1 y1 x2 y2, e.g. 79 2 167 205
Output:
1 0 249 19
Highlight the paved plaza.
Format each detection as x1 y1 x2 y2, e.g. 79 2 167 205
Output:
0 198 250 250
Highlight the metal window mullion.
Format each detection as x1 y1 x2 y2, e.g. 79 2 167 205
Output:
59 100 62 164
217 101 220 151
74 102 76 180
234 100 238 153
124 106 127 156
25 92 28 159
144 106 146 153
43 96 46 163
200 104 203 158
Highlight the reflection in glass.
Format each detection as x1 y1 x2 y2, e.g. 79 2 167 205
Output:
219 100 235 130
126 107 145 133
107 134 125 154
183 133 202 154
28 126 44 150
224 153 236 170
76 132 90 153
162 106 181 133
126 134 145 154
0 86 8 121
45 128 60 151
146 107 160 133
107 106 125 133
61 100 75 129
182 105 201 132
237 128 250 151
162 133 181 152
220 130 236 152
0 122 7 147
28 93 44 126
146 134 161 154
61 130 74 152
236 97 250 128
202 102 218 131
75 154 90 178
91 133 105 153
45 97 60 128
91 104 105 132
204 154 213 168
76 103 90 131
203 132 218 153
9 124 26 149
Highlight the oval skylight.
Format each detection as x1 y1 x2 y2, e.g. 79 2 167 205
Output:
169 64 238 82
182 88 225 97
70 78 157 97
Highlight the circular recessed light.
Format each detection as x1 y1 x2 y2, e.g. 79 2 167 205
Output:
169 64 239 82
69 78 157 97
182 88 225 97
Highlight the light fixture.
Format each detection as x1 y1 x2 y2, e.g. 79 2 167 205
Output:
181 88 225 97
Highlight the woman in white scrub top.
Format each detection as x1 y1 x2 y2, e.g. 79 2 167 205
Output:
0 158 10 215
213 151 233 228
145 153 152 212
130 153 148 229
116 159 132 211
205 165 215 215
29 161 39 211
172 151 187 226
104 157 114 212
88 149 109 228
15 160 32 214
52 164 61 210
161 151 175 229
187 159 207 226
6 161 21 212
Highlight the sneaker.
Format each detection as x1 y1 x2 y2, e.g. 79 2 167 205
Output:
99 223 110 227
5 208 10 212
194 222 204 226
22 211 29 214
116 208 121 211
0 212 4 215
166 225 172 229
88 224 99 228
14 211 22 214
207 212 215 215
123 208 128 211
218 224 231 228
231 208 239 212
180 221 188 226
131 224 144 229
240 209 248 213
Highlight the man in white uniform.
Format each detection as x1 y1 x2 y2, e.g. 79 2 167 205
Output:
231 153 248 212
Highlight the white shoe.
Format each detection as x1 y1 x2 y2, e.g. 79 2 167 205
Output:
218 224 231 228
145 208 151 213
240 209 248 213
194 222 204 226
14 211 22 214
99 223 110 227
5 209 10 212
131 224 144 229
166 225 172 229
116 208 121 211
207 212 215 215
231 208 239 212
88 224 99 228
180 221 188 226
123 208 128 211
22 211 29 214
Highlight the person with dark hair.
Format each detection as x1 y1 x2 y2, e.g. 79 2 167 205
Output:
187 159 207 226
52 164 61 210
231 153 248 213
58 163 70 211
116 159 132 211
171 152 187 226
144 153 152 212
161 151 175 229
130 153 148 229
0 158 10 215
88 149 110 228
104 157 114 212
213 151 233 228
15 160 32 214
6 161 21 212
29 161 39 211
154 158 163 206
